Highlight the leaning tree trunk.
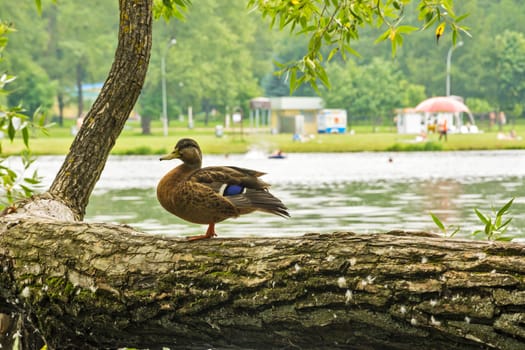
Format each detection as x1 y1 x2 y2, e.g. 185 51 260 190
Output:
1 220 524 349
39 0 152 220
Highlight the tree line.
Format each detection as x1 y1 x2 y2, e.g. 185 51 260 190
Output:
1 0 524 130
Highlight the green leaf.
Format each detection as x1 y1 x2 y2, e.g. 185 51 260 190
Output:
472 230 483 236
375 28 391 44
326 47 339 62
449 226 461 237
494 212 502 228
421 16 438 31
392 31 403 56
317 65 330 89
455 13 470 23
23 177 40 185
310 80 320 95
484 218 492 236
35 0 42 15
7 119 15 141
162 0 173 10
173 0 191 6
498 217 513 230
289 68 297 94
396 25 419 34
5 167 16 179
474 208 489 225
273 60 286 69
22 126 29 148
343 44 361 58
20 184 33 197
430 212 446 232
496 198 514 217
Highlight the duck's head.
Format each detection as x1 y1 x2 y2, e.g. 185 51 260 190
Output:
160 138 202 168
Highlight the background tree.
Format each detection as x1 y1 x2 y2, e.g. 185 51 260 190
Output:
323 58 426 129
493 30 525 122
0 1 118 124
4 0 525 127
1 2 53 118
138 0 271 130
5 61 55 117
44 1 118 120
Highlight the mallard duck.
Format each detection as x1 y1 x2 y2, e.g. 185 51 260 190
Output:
157 138 290 240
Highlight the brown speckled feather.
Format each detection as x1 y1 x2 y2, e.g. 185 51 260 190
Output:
189 166 270 190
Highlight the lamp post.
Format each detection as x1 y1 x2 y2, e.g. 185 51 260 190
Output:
232 106 244 140
161 38 177 136
445 41 463 96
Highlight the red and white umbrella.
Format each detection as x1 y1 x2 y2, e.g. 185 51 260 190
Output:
415 96 471 113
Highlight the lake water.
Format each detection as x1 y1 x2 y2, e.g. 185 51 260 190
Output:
29 150 525 240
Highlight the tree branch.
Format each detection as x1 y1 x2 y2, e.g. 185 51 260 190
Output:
1 218 524 349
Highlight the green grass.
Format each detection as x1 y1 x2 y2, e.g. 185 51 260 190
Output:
2 119 525 156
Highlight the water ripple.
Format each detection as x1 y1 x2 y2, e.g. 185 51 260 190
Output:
16 151 525 240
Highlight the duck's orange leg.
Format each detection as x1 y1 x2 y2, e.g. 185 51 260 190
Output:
187 223 217 241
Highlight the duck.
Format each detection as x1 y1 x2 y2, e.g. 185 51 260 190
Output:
157 138 290 241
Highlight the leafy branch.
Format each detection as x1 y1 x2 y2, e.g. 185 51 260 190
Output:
430 198 515 241
154 0 192 21
472 198 514 241
0 21 49 211
248 0 469 93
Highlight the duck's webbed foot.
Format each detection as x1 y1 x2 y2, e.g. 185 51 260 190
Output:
187 223 217 241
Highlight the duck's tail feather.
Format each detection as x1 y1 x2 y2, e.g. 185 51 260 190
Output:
228 190 290 218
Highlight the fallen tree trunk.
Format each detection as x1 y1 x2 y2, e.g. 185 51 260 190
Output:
1 218 524 349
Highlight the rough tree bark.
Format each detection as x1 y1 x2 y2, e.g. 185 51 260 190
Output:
1 220 524 349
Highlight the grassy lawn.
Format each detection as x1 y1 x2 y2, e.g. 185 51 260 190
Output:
2 119 525 155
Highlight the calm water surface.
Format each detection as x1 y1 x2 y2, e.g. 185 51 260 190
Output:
31 150 525 240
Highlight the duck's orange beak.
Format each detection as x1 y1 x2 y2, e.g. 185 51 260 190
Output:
159 149 180 161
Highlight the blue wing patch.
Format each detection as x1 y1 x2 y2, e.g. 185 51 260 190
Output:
222 184 245 196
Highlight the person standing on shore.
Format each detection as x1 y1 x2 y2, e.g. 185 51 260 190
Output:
439 119 448 141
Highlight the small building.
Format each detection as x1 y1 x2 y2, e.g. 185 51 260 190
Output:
395 108 424 134
317 109 347 134
248 97 271 130
269 97 323 134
